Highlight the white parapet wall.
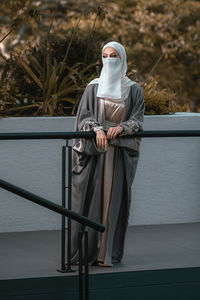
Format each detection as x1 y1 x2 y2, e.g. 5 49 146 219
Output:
0 113 200 233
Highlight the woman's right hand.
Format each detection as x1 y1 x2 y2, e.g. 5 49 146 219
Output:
96 130 108 151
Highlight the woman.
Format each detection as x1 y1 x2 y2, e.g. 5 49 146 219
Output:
71 41 145 267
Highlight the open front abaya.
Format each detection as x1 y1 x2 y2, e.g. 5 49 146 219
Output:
71 82 145 266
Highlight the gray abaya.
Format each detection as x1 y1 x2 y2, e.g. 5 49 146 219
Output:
71 82 145 266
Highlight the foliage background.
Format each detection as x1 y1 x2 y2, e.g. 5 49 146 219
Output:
0 0 199 116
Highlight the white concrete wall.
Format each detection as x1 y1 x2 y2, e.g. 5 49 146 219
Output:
0 113 200 233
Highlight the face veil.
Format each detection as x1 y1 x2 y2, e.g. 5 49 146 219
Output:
97 57 122 99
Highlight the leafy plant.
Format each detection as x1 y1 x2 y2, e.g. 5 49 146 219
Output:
141 76 187 115
0 2 105 117
11 51 98 116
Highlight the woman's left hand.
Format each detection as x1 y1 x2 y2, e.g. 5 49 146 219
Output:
107 126 124 139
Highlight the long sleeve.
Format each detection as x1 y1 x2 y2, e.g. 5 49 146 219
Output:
118 84 145 136
73 84 106 155
75 84 105 132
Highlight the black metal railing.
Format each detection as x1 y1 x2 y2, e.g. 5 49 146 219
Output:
0 129 200 300
0 177 104 300
0 178 105 232
0 130 200 140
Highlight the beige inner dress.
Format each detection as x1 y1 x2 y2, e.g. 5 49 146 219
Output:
97 97 126 264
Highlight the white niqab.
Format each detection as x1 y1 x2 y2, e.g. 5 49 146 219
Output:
88 41 136 102
97 57 122 99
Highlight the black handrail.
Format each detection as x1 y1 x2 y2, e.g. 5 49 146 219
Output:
0 178 105 233
0 129 200 140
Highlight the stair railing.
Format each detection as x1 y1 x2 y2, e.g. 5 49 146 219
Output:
0 129 200 300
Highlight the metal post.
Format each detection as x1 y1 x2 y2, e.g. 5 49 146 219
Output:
57 139 74 273
57 144 67 272
78 226 89 300
79 230 84 300
84 231 89 300
67 143 73 271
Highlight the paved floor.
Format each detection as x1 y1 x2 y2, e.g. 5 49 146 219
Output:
0 222 200 280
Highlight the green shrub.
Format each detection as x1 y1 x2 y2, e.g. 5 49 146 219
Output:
0 33 100 117
140 76 187 114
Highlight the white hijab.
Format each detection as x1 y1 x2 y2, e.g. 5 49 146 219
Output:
88 41 136 102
